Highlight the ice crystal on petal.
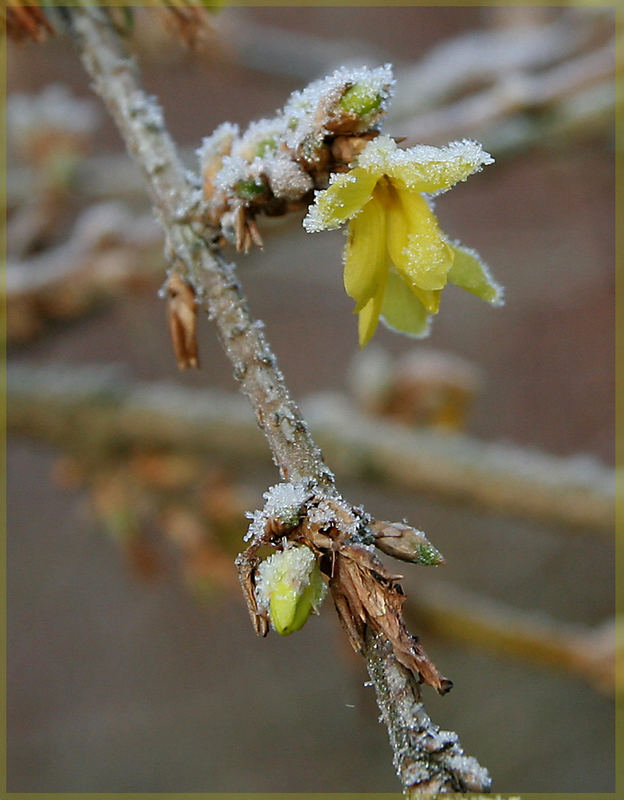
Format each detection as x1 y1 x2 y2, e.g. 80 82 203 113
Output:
255 544 316 611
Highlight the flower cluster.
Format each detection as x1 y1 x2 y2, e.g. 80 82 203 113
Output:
304 135 503 346
198 65 394 250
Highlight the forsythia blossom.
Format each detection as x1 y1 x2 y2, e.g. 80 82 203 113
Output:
303 135 503 346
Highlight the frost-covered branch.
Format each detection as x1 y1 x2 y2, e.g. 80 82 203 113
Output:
7 363 614 534
70 5 332 491
67 6 490 793
6 360 617 695
366 631 491 795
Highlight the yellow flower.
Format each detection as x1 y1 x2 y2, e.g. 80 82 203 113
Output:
303 136 503 346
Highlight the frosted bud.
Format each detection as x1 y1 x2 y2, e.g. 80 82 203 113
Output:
256 545 327 635
339 83 383 117
234 178 266 202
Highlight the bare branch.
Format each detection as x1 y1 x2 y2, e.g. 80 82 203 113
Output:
70 6 332 491
7 364 614 534
395 43 615 147
65 6 489 791
6 203 162 342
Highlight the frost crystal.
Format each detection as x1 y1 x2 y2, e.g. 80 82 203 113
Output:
196 121 239 164
302 132 501 346
243 481 311 542
356 135 494 196
263 481 310 522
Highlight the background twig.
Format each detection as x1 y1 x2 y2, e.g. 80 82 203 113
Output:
7 363 614 534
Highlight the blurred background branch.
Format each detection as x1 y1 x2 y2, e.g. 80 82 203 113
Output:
7 362 614 534
7 361 617 696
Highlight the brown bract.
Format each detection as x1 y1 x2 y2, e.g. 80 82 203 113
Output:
236 492 452 695
5 5 55 43
166 271 199 370
162 6 211 50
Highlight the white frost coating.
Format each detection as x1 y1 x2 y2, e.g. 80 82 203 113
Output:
234 118 284 161
200 64 394 217
7 84 99 155
263 481 310 520
215 154 256 193
283 62 394 151
357 135 493 195
196 121 239 164
244 482 311 542
307 496 363 540
264 153 313 200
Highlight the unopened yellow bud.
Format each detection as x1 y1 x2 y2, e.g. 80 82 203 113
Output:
256 545 327 635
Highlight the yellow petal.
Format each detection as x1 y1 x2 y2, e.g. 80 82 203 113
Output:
303 167 378 232
448 243 504 305
344 193 387 311
358 279 386 347
380 268 430 337
358 136 493 194
386 182 453 291
412 287 441 314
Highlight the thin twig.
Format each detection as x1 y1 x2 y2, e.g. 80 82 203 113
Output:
7 364 614 534
67 7 489 793
408 583 616 695
6 203 162 341
395 43 615 147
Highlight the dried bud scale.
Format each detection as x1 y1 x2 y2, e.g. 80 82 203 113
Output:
166 271 199 370
5 5 55 43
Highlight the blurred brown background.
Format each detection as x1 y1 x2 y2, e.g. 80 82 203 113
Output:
6 4 615 793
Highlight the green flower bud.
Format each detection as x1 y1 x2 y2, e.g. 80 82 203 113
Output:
234 178 265 201
416 543 444 566
255 137 277 158
339 83 383 117
256 545 327 635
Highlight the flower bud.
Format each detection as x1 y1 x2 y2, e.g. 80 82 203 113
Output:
339 83 383 117
234 178 266 202
256 545 327 635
